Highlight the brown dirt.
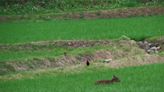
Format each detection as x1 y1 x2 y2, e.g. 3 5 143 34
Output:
0 7 164 22
108 54 164 68
94 50 113 61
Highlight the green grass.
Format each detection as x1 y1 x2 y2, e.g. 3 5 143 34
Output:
0 63 164 92
159 52 164 56
0 48 66 62
0 15 164 44
0 45 112 62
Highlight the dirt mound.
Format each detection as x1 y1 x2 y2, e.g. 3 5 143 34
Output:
94 50 113 61
108 54 164 68
0 39 164 75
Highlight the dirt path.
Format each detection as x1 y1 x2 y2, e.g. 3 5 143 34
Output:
0 40 112 51
0 7 164 22
63 7 164 19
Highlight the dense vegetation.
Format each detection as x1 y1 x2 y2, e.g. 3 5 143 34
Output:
0 0 164 15
0 63 164 92
0 15 163 44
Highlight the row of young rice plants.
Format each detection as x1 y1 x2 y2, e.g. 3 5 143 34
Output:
0 15 164 44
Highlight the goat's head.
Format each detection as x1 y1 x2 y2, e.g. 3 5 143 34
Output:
112 75 120 82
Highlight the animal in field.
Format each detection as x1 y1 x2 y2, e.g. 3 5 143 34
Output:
95 75 120 85
86 60 90 66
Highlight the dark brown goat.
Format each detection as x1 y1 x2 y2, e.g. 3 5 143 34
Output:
96 75 120 85
86 60 90 66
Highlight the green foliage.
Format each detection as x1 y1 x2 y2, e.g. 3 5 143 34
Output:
0 0 163 15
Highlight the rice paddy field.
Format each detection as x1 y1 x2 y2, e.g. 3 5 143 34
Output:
0 15 164 44
0 63 164 92
0 12 164 92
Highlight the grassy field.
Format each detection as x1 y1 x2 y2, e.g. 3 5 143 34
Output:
0 63 163 92
0 1 164 91
0 45 111 62
0 15 164 44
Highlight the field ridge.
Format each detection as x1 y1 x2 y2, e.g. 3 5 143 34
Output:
0 7 164 22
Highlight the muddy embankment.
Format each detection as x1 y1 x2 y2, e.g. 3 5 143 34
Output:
0 7 164 22
0 38 164 75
